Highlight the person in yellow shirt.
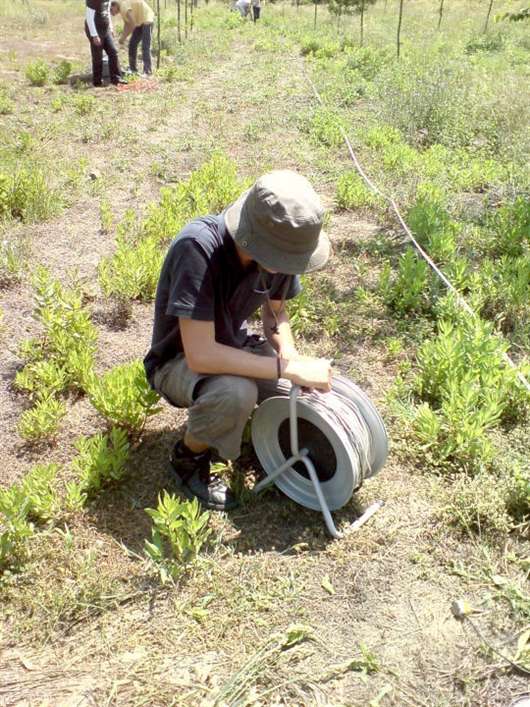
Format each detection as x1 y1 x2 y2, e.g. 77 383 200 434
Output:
110 0 155 75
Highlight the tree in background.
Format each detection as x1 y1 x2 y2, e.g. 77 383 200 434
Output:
484 0 494 31
328 0 378 45
437 0 445 29
396 0 404 57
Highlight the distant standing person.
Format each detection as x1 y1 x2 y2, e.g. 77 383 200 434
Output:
85 0 124 87
110 0 155 76
252 0 261 22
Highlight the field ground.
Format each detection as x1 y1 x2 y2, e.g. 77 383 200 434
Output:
0 1 529 705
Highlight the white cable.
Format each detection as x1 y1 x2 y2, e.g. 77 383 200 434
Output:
305 73 530 394
300 389 372 487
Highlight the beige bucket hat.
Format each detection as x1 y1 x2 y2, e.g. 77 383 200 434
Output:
224 170 331 275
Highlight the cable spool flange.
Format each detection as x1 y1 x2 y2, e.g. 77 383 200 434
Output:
251 376 388 512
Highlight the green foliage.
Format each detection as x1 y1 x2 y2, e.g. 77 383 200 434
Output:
25 59 50 86
336 171 375 209
465 32 505 54
18 463 60 522
0 236 25 286
29 267 97 392
0 170 61 223
483 196 530 258
52 59 72 85
443 470 513 534
18 396 67 442
407 184 459 264
288 275 339 339
87 360 161 435
141 152 245 243
309 108 344 148
409 316 529 471
72 94 96 116
100 154 245 302
344 45 390 81
66 428 130 508
98 235 164 301
14 360 68 400
379 249 431 314
0 88 14 115
144 492 211 582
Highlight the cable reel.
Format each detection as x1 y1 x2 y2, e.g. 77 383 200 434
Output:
251 376 388 537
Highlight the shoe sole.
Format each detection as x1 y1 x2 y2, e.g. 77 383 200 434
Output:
167 461 238 512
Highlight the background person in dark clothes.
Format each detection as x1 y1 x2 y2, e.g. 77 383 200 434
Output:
85 0 125 87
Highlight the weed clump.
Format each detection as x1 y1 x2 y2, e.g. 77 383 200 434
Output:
0 170 61 223
336 171 375 210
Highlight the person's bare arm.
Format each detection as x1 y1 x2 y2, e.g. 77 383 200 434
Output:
262 299 297 359
180 318 331 391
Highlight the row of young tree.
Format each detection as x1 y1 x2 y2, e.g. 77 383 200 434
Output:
315 0 528 55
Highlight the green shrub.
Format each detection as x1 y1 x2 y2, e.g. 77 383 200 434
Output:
309 108 344 148
0 488 33 574
87 360 161 436
25 59 50 86
52 59 72 85
407 184 460 264
14 360 68 400
66 428 130 508
336 171 375 209
98 235 164 301
409 316 530 471
144 493 211 582
19 463 60 522
0 236 25 286
18 396 67 442
379 249 432 314
483 197 530 258
72 94 96 116
288 275 339 339
465 32 505 55
27 267 97 393
344 46 390 81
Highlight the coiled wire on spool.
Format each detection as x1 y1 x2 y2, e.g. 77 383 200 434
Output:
252 375 388 519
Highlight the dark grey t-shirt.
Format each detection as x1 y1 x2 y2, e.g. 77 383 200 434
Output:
144 215 301 384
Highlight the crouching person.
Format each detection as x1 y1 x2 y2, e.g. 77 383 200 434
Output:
110 0 155 75
144 171 332 511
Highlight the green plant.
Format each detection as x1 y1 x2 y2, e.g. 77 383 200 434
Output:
98 234 164 301
0 170 61 223
144 492 211 582
336 171 375 209
309 108 344 148
14 360 67 400
0 489 33 574
379 249 431 314
484 197 530 258
0 89 14 115
72 94 96 116
407 184 459 264
66 428 130 508
443 470 513 534
19 463 60 522
465 32 505 54
52 59 72 85
87 360 161 435
0 236 25 286
99 198 113 234
25 59 50 86
18 396 67 442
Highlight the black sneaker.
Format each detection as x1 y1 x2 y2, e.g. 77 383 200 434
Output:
168 440 238 512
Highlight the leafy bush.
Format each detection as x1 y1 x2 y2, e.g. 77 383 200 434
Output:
14 360 68 400
336 171 375 209
72 94 96 116
52 59 72 85
144 493 211 582
407 184 460 264
25 59 50 86
409 316 530 471
98 235 164 301
18 463 60 522
309 108 344 148
0 490 33 574
483 197 530 258
344 46 390 81
465 33 505 55
18 396 67 442
87 360 161 435
28 267 97 393
66 428 130 508
379 249 432 314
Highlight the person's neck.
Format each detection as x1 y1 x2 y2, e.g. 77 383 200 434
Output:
235 244 255 270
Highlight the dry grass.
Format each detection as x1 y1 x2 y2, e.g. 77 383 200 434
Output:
0 2 529 706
